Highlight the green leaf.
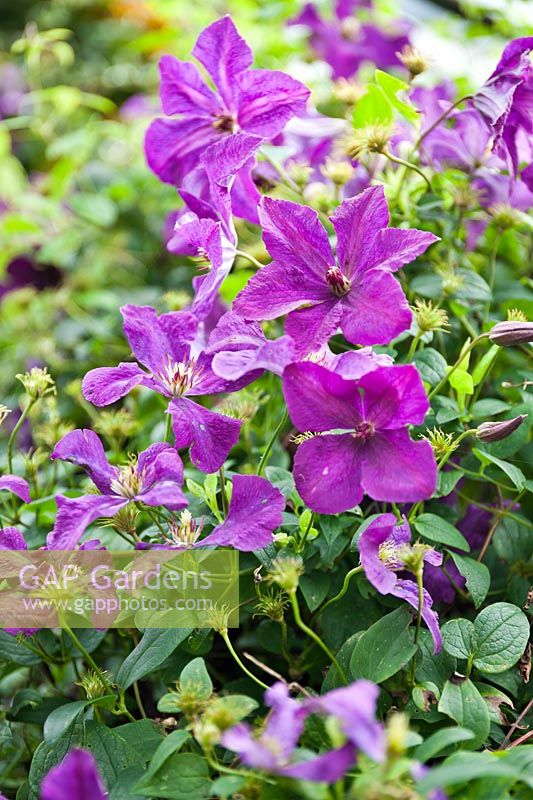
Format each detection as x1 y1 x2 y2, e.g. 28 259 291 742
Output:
472 603 530 674
449 367 474 395
108 766 146 800
265 467 295 499
413 348 448 386
375 70 419 122
353 84 394 127
117 629 191 689
139 730 191 784
114 719 166 762
28 714 85 799
300 571 331 611
448 553 490 608
414 726 475 762
70 193 118 227
471 399 511 420
414 514 470 551
471 345 500 387
135 752 211 799
350 607 416 682
493 516 533 564
85 722 141 788
473 448 526 490
0 631 42 665
179 658 212 700
441 618 475 660
417 752 520 792
438 678 490 747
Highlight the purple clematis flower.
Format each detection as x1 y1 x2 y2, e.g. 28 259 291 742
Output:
358 514 442 652
199 475 284 551
466 168 533 248
145 16 309 186
290 1 410 80
222 678 384 781
473 37 533 175
82 305 248 473
0 475 31 503
40 749 106 800
234 186 438 354
0 526 27 549
418 108 501 173
47 430 187 549
283 362 437 514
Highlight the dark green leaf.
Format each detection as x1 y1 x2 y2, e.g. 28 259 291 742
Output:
350 607 416 682
117 628 191 689
414 514 470 551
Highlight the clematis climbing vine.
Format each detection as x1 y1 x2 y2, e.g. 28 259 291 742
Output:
0 4 532 800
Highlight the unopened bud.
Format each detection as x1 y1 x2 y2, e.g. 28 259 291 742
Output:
320 157 353 186
476 415 527 443
386 712 409 758
287 160 313 190
489 321 533 346
16 367 55 400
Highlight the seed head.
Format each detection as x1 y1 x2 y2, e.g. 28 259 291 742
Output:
412 299 449 333
16 367 55 400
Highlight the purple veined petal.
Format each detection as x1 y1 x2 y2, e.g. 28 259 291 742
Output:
199 474 284 551
365 227 439 273
120 305 198 374
201 133 264 226
137 482 189 511
392 578 442 653
259 196 334 279
192 16 253 108
339 269 412 347
158 55 220 116
285 297 343 356
310 680 386 762
185 350 255 396
207 311 266 352
357 513 401 595
357 365 430 429
192 256 234 322
135 443 188 511
170 213 223 264
40 748 107 800
213 335 295 379
51 429 117 493
361 429 437 503
233 260 330 320
293 433 363 515
82 363 146 407
0 527 27 550
231 160 261 224
0 475 31 503
169 397 242 473
237 69 310 138
264 682 308 758
144 116 220 186
283 361 363 433
221 723 280 771
47 494 126 550
423 547 443 567
281 743 356 782
328 347 394 380
331 186 390 278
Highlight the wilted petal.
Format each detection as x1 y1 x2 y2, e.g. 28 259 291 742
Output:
202 133 264 226
237 69 310 137
82 363 146 407
0 475 30 503
358 365 430 429
51 429 117 493
169 398 241 473
361 429 437 502
199 475 284 550
47 494 126 550
392 578 442 653
283 362 362 432
340 269 412 346
0 527 27 550
192 16 253 106
293 433 363 514
41 749 107 800
331 186 389 278
158 56 219 115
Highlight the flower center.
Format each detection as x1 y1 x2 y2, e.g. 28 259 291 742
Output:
326 265 351 297
167 510 203 547
340 18 360 40
352 421 375 440
157 356 203 397
213 112 236 133
110 463 144 499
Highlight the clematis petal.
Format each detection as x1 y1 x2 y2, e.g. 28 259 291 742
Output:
283 362 362 432
331 186 389 277
365 227 439 273
358 514 401 595
258 196 334 278
361 429 437 503
47 494 126 550
144 116 220 186
0 475 30 504
293 433 363 514
357 365 430 429
285 298 343 356
192 16 253 107
82 363 146 407
202 133 264 228
0 527 27 550
136 443 188 511
199 475 284 550
169 397 241 473
339 269 412 347
41 749 107 800
51 429 117 494
281 744 356 782
237 69 310 137
233 261 329 320
120 304 197 373
392 578 442 653
158 56 219 115
221 723 279 772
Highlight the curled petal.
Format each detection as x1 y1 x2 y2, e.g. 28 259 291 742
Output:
392 579 442 653
47 494 126 550
51 429 117 494
82 363 146 407
169 398 241 473
0 475 30 504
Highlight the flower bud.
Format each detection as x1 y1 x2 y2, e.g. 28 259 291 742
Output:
489 321 533 346
333 78 366 106
476 415 527 443
268 555 304 593
16 367 55 400
320 157 353 186
287 160 313 189
397 45 428 79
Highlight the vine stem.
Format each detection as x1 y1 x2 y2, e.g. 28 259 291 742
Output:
234 249 264 270
316 565 364 617
382 148 432 191
289 590 348 684
405 330 423 362
7 399 36 473
428 333 488 400
163 412 173 443
221 630 269 690
63 624 113 696
407 569 425 685
219 466 229 516
257 410 288 476
415 94 473 146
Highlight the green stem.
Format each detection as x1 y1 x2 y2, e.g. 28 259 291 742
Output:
221 630 269 690
257 409 288 476
205 752 274 784
7 399 36 473
63 624 113 696
164 413 172 443
133 681 148 719
428 334 488 400
234 249 264 270
382 149 432 192
260 148 302 194
416 94 473 146
408 569 425 685
406 330 423 362
219 466 228 516
317 566 364 616
289 590 348 684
